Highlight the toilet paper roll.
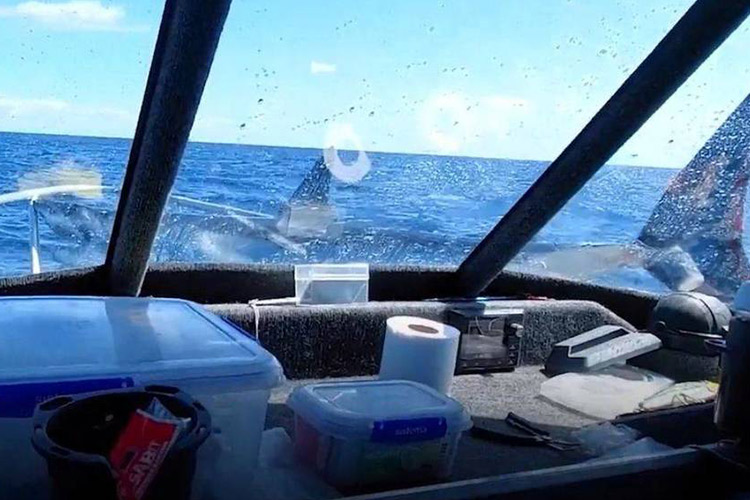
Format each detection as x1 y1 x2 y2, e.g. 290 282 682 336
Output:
378 316 461 394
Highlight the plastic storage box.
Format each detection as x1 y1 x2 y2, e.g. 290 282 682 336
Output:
287 380 471 488
294 263 369 304
0 296 283 500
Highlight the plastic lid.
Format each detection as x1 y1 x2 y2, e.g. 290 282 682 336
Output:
287 380 471 440
0 296 283 389
294 263 369 280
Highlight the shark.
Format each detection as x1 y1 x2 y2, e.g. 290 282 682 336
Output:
35 155 338 266
637 94 750 297
29 96 750 298
515 94 750 298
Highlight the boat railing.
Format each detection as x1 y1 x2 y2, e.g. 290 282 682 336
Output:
0 184 274 274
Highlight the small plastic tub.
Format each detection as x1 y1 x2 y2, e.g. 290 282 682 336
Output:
287 380 471 488
294 264 369 305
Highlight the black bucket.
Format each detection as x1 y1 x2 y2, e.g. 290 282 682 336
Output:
31 385 211 500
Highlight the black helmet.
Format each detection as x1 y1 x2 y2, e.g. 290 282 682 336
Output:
649 292 730 356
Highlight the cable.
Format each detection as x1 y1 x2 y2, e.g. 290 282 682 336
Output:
247 297 298 342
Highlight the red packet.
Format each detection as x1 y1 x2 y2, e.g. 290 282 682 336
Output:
109 408 180 500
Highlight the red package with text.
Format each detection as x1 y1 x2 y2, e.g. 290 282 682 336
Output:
109 405 180 500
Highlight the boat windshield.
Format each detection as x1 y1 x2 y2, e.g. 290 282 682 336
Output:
150 1 693 273
2 1 748 300
509 16 750 299
0 0 160 276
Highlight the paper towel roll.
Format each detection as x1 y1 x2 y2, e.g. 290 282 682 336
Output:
378 316 461 394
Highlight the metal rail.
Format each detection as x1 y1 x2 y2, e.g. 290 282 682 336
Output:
0 185 106 275
7 185 265 274
28 197 40 274
170 195 274 220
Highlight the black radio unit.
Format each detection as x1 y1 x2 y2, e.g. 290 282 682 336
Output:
446 306 524 373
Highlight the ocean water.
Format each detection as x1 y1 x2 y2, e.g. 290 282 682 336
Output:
0 131 685 293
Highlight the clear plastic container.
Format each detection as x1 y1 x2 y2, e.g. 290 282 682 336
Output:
294 263 369 304
0 296 284 500
287 380 471 488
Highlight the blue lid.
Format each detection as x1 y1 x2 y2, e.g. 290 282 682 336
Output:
0 296 283 389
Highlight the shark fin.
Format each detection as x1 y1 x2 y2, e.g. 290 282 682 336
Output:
638 94 750 296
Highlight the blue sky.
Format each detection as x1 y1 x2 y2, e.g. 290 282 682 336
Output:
1 0 749 167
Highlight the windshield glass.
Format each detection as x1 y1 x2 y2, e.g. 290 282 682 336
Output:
9 0 736 296
0 1 160 277
149 0 693 268
509 15 750 299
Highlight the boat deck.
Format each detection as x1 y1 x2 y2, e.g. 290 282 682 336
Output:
263 368 719 499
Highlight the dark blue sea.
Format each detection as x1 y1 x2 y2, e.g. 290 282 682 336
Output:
0 131 690 293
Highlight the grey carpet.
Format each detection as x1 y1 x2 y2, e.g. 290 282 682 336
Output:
210 299 633 379
0 263 659 329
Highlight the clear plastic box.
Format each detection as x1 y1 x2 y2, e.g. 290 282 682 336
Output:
0 296 284 500
294 263 369 305
287 380 471 488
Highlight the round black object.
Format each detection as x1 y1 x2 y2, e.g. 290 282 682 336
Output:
649 292 731 356
31 385 211 500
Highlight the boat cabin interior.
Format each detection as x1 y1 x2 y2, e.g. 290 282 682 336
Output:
1 0 750 499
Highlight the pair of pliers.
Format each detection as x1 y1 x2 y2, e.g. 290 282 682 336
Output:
471 412 579 451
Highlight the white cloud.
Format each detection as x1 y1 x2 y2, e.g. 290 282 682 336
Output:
0 96 70 114
0 94 135 137
310 61 336 75
486 96 528 109
419 92 530 154
0 95 135 120
420 92 473 153
0 1 132 31
188 114 239 142
79 105 133 121
484 94 529 141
